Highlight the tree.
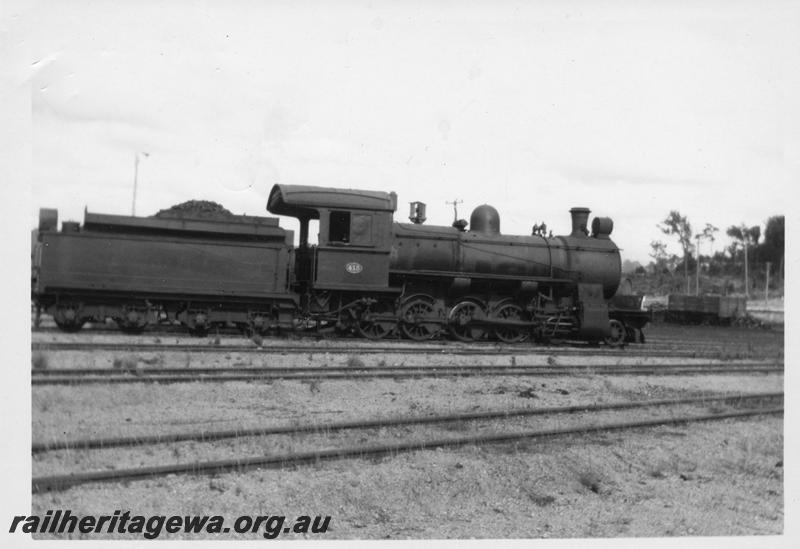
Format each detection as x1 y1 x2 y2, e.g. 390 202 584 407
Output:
648 240 668 274
621 259 643 274
658 211 693 293
727 224 761 297
727 224 760 246
693 223 718 294
699 223 719 249
760 215 784 276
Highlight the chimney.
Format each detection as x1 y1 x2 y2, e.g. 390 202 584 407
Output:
569 207 591 237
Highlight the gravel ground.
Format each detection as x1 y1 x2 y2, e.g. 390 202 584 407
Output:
31 397 780 477
33 348 746 370
29 324 784 539
32 373 783 443
32 416 782 539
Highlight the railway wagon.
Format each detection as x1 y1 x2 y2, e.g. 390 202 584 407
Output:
32 208 295 333
665 294 747 325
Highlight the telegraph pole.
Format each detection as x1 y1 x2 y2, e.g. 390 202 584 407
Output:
765 262 771 304
695 235 701 295
743 239 749 298
132 152 150 216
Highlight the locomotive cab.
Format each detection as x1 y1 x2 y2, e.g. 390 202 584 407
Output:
267 184 398 292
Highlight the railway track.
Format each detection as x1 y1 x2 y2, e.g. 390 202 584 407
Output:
33 322 784 338
30 340 779 359
31 392 783 493
31 360 783 385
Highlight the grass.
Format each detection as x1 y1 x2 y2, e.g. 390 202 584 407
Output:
345 355 366 369
647 464 667 479
112 356 139 372
443 420 472 432
646 454 698 479
529 494 557 507
300 379 321 393
140 354 162 366
32 352 49 370
737 438 759 474
576 470 603 494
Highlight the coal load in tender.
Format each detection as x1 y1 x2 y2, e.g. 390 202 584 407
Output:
154 200 234 219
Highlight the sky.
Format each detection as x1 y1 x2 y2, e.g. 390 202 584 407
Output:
15 0 800 264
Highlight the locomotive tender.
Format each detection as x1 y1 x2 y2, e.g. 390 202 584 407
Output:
32 184 647 345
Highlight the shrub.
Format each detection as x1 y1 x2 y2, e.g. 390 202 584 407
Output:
576 470 602 494
345 355 366 369
112 356 139 371
32 352 48 370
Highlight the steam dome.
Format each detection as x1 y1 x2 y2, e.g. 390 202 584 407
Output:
470 205 500 235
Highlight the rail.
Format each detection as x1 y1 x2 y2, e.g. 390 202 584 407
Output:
32 394 783 493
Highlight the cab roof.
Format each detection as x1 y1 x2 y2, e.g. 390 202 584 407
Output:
267 184 397 219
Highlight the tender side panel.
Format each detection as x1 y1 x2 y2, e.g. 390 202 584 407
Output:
38 232 289 298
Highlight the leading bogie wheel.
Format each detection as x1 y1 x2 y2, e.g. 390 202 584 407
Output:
604 319 626 347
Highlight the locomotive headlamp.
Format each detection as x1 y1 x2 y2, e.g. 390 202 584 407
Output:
591 217 614 239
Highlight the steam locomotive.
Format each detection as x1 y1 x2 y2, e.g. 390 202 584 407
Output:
32 184 648 345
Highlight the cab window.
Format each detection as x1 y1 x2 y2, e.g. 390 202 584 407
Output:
350 214 373 245
329 211 350 243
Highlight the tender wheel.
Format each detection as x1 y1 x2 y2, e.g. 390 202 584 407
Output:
248 313 272 336
492 303 527 343
54 306 84 333
448 300 487 342
400 298 439 341
179 310 209 337
117 308 149 334
604 319 626 347
357 302 397 340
